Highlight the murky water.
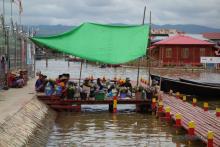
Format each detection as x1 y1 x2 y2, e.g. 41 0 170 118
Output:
46 111 205 147
36 59 218 146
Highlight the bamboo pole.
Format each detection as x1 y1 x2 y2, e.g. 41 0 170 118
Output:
148 11 152 85
136 6 146 87
10 0 13 29
78 60 83 86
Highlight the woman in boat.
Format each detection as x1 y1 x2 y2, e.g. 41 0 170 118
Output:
97 78 104 90
35 74 47 92
66 81 75 99
45 79 55 96
89 79 96 97
80 78 91 100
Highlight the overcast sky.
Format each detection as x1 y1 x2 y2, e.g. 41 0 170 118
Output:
1 0 220 28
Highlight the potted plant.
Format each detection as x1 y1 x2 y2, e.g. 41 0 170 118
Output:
134 85 145 99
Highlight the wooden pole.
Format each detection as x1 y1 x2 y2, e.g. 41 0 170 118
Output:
15 24 17 69
136 6 146 87
10 0 13 29
79 60 83 85
33 44 36 77
148 11 152 86
2 0 5 28
68 59 70 67
45 50 48 68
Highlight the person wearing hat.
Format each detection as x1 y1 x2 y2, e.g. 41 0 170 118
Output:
122 78 132 91
121 77 132 97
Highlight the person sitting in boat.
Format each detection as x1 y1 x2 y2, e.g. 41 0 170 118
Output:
97 78 104 90
35 74 45 92
55 83 63 97
55 75 63 84
45 79 55 96
62 73 70 83
89 79 96 97
59 75 69 98
66 81 75 99
146 80 159 99
74 82 81 99
15 75 25 88
80 78 91 100
121 78 132 97
107 84 115 97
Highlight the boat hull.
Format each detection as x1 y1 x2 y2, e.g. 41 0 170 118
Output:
151 74 220 98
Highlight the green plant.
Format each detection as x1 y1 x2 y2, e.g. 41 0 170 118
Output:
120 87 128 93
133 85 144 93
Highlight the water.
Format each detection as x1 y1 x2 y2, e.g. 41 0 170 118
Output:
46 111 204 147
36 59 220 83
36 59 150 80
36 59 217 146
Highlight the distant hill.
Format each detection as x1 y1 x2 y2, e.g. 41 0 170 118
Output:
30 25 74 36
152 24 220 34
28 24 220 36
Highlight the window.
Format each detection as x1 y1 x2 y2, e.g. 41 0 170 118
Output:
200 48 206 57
166 48 172 58
182 48 189 58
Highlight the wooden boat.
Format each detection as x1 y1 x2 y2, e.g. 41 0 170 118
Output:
100 64 121 68
67 57 83 62
150 74 220 98
179 78 220 88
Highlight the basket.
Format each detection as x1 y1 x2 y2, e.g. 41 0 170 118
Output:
95 92 105 100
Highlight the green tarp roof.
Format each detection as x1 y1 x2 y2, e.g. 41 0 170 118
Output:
30 23 149 64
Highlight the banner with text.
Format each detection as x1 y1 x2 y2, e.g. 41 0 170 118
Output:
200 57 220 63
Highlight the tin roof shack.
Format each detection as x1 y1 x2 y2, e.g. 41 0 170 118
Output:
151 35 215 67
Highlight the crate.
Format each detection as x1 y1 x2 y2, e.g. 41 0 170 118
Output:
95 92 105 100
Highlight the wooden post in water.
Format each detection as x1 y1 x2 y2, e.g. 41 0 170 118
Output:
136 6 146 87
148 11 152 86
79 60 83 85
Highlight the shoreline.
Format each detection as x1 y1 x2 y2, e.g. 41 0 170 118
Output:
0 79 57 146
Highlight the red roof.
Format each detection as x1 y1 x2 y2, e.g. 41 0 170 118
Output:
203 33 220 40
154 35 214 45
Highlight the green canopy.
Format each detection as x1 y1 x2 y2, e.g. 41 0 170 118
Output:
31 23 149 64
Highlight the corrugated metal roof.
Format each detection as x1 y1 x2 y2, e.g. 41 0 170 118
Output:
153 35 214 45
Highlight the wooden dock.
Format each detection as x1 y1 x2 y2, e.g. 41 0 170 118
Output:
161 93 220 147
37 95 151 112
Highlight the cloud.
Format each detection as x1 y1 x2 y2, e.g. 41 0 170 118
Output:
1 0 220 28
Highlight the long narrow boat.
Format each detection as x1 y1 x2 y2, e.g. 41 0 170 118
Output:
150 74 220 98
179 78 220 88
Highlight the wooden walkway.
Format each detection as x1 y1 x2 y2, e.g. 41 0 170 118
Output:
38 96 150 105
37 95 151 111
162 94 220 147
